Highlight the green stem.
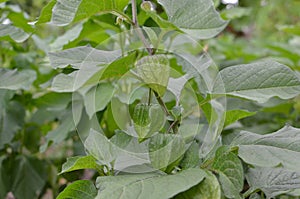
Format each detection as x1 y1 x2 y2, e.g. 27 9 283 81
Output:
131 0 169 117
243 188 260 198
154 91 170 116
166 120 179 134
131 0 154 55
148 88 152 105
200 157 215 169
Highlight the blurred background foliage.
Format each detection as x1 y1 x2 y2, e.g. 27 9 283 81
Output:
0 0 300 198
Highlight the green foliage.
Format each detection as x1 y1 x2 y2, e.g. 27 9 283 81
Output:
56 180 97 199
231 126 300 171
174 171 221 199
136 55 170 96
95 168 206 199
212 146 244 199
1 0 300 198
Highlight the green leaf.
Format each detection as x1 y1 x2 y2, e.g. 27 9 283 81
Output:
96 168 206 199
83 83 115 119
37 0 129 26
141 10 177 30
221 7 252 20
59 155 99 174
0 156 5 199
51 67 102 92
249 193 263 199
174 171 221 199
57 180 97 199
157 0 228 39
0 69 36 90
136 55 170 96
100 52 136 80
84 129 116 166
277 25 300 35
224 109 256 127
212 146 243 199
40 101 82 152
34 92 72 111
35 0 57 24
174 53 215 97
214 60 300 103
0 24 30 42
231 125 300 171
149 134 185 171
246 167 300 199
49 47 123 92
180 141 200 169
6 8 35 33
0 100 25 149
48 46 121 69
1 156 47 199
50 22 84 50
167 74 193 103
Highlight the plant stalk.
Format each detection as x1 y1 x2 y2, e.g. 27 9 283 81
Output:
131 0 154 55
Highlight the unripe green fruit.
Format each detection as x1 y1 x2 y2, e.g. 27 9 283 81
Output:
141 1 155 12
132 104 150 127
132 103 165 142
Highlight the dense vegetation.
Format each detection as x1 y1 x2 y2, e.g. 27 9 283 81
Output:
1 0 300 198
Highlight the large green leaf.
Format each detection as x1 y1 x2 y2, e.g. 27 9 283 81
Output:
0 69 36 90
246 167 300 199
0 24 30 42
212 146 243 199
1 156 47 199
214 60 300 103
57 180 97 199
59 155 99 174
174 171 221 199
40 101 83 152
96 168 206 199
84 129 116 166
0 99 25 149
231 125 300 171
157 0 227 39
37 0 129 26
48 46 121 69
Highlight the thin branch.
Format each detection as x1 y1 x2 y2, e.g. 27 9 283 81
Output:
131 0 154 55
154 91 170 116
166 120 179 134
131 0 138 25
148 88 152 105
131 0 169 118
